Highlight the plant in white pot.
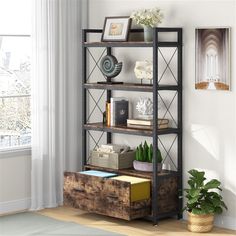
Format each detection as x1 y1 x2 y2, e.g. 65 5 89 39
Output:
133 141 162 172
183 169 227 233
130 8 164 42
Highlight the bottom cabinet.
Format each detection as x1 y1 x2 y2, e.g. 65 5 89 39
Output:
64 171 178 220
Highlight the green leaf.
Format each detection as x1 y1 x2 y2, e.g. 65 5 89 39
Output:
139 146 142 161
200 201 214 214
157 148 162 163
188 169 199 177
204 179 221 190
208 191 222 199
220 201 228 210
188 196 199 204
192 208 204 215
188 169 206 187
185 194 191 199
140 145 144 161
215 207 223 214
188 179 195 188
135 147 139 161
189 189 201 198
211 198 221 207
143 142 148 162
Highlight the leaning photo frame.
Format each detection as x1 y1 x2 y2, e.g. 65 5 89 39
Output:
101 16 132 42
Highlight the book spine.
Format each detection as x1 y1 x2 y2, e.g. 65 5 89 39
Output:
114 100 128 126
106 102 111 126
113 102 117 126
110 97 128 126
127 120 151 125
127 119 168 126
110 99 114 126
127 123 168 129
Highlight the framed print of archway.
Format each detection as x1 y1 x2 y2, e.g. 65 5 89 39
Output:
195 28 230 91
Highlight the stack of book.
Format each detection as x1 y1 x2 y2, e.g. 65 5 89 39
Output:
106 97 129 126
127 118 169 130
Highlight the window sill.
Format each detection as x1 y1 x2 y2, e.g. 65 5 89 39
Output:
0 146 31 158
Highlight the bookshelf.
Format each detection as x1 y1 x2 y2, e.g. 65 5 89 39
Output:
79 28 183 224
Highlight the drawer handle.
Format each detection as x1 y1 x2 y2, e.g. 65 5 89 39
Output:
73 187 85 193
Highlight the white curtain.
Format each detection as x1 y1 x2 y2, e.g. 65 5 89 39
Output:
31 0 87 210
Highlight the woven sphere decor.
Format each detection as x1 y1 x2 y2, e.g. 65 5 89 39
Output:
187 211 214 233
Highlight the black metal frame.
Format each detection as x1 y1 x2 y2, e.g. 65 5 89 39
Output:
82 28 183 225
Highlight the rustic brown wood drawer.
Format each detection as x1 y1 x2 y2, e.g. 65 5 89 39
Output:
64 172 151 220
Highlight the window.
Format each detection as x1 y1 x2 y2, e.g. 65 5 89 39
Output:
0 0 31 150
0 36 31 148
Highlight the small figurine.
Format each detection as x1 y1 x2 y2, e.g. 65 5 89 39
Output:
134 60 153 82
100 55 122 78
136 97 153 119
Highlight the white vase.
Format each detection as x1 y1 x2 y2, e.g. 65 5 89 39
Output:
143 26 153 42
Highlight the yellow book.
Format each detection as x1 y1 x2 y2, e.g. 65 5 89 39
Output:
106 102 111 126
111 175 150 202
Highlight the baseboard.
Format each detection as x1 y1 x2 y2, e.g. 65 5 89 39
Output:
0 198 31 215
183 212 236 231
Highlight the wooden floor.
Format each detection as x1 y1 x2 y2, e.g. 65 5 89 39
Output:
38 206 236 236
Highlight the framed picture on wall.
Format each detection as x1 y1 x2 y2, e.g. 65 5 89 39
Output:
195 27 230 91
101 16 132 42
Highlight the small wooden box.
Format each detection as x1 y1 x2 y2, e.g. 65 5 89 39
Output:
88 150 135 169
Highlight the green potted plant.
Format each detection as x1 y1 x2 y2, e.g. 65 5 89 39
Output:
130 8 164 42
133 141 163 172
183 169 227 233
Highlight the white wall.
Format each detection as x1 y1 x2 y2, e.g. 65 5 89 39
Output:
0 153 31 214
88 0 236 230
0 0 32 215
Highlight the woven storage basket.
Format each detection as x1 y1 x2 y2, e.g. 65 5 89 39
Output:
187 212 214 233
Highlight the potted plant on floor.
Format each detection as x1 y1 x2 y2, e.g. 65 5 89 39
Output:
133 141 163 172
183 169 227 233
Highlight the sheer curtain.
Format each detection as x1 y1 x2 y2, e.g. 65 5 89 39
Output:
31 0 87 210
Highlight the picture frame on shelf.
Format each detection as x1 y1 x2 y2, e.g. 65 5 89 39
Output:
101 16 132 42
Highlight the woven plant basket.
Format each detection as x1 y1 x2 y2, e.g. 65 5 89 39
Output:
187 211 214 233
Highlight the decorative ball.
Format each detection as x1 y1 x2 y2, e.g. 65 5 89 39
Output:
100 55 122 78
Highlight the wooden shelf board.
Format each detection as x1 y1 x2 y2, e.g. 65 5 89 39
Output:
83 41 179 48
84 164 179 180
84 122 179 136
84 83 179 92
84 41 152 47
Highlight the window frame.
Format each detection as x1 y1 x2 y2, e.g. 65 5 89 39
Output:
0 34 31 154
